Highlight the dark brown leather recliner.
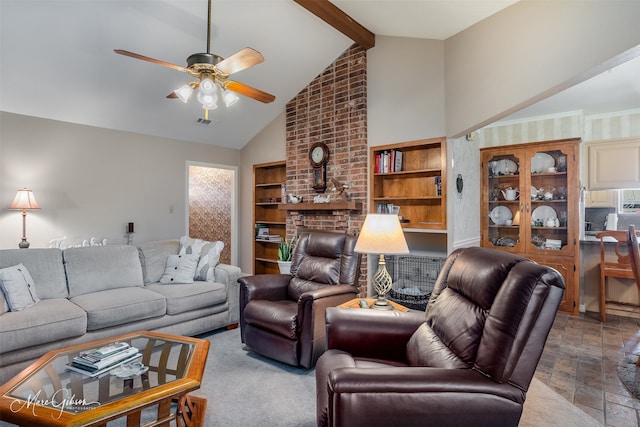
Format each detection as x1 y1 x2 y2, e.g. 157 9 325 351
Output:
239 231 362 369
316 246 565 427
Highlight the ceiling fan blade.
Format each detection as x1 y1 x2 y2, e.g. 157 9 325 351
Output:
223 80 275 103
166 92 178 99
215 48 264 75
114 49 189 73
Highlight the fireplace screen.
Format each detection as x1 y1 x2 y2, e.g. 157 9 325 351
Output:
387 255 446 311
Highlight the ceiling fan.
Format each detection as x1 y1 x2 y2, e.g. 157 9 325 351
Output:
114 0 275 120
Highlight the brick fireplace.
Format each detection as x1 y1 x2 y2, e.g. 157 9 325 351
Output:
284 44 368 294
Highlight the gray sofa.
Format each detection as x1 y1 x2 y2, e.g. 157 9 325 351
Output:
0 239 241 384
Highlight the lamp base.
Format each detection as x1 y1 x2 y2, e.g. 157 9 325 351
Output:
371 297 394 310
18 239 30 249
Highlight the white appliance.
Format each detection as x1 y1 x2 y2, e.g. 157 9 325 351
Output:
605 213 618 231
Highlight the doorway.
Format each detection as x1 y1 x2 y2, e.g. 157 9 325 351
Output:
187 162 237 265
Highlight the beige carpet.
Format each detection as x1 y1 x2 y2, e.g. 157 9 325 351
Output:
520 378 603 426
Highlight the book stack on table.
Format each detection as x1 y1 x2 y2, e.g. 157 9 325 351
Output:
67 342 141 377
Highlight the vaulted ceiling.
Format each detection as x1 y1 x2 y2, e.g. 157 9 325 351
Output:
1 1 638 149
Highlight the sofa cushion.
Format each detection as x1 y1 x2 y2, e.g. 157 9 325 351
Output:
0 298 87 354
0 263 40 311
139 240 180 284
160 254 198 284
70 287 166 331
0 248 67 299
65 245 144 297
146 281 227 315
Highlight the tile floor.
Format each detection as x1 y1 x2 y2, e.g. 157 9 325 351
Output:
535 311 640 426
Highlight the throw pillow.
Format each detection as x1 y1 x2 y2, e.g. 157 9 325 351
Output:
178 236 208 257
159 254 199 284
194 241 224 282
0 263 40 311
0 288 9 314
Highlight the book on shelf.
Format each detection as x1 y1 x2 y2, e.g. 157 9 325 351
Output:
394 150 403 172
256 235 282 242
375 149 403 173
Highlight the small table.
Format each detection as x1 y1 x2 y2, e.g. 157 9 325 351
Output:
339 298 409 312
0 331 209 427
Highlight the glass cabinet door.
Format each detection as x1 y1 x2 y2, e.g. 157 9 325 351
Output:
525 146 574 256
484 150 525 252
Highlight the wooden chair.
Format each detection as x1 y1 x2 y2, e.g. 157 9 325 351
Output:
628 225 640 366
596 228 640 321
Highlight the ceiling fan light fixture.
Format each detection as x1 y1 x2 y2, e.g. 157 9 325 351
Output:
197 91 218 110
199 77 215 94
174 84 194 103
223 89 239 107
200 101 218 111
197 76 219 110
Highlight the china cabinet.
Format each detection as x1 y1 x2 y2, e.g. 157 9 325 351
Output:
369 137 446 230
480 138 580 314
253 161 286 274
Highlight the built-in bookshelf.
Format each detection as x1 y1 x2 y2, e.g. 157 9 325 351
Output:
253 161 286 274
369 137 446 230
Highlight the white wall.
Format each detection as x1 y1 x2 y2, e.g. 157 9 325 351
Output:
0 112 240 249
445 0 640 138
367 36 446 146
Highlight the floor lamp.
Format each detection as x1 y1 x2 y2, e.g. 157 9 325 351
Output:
355 213 409 310
9 188 40 249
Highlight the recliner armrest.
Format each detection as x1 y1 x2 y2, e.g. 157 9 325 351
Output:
238 274 291 301
299 284 357 302
326 367 524 427
325 308 424 362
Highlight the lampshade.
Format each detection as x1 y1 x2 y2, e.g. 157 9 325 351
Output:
223 89 239 107
9 189 40 210
355 214 409 255
174 84 194 103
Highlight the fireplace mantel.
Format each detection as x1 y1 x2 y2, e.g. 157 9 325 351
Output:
278 201 362 211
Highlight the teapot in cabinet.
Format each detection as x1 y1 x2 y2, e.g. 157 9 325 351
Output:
501 187 520 201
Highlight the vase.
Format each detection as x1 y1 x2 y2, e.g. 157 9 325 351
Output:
277 260 292 274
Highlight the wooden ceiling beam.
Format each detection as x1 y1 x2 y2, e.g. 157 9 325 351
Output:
293 0 375 50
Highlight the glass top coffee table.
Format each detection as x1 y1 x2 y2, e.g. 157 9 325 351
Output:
0 331 209 427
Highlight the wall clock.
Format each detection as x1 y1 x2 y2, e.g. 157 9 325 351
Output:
309 142 329 193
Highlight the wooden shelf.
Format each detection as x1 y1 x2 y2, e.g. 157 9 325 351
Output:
255 257 278 263
278 201 362 211
254 161 286 274
256 182 285 188
374 196 442 201
370 137 446 230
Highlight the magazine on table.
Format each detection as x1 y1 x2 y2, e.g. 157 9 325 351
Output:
67 343 142 377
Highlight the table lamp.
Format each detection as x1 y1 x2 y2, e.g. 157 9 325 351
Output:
9 188 40 248
355 213 409 310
